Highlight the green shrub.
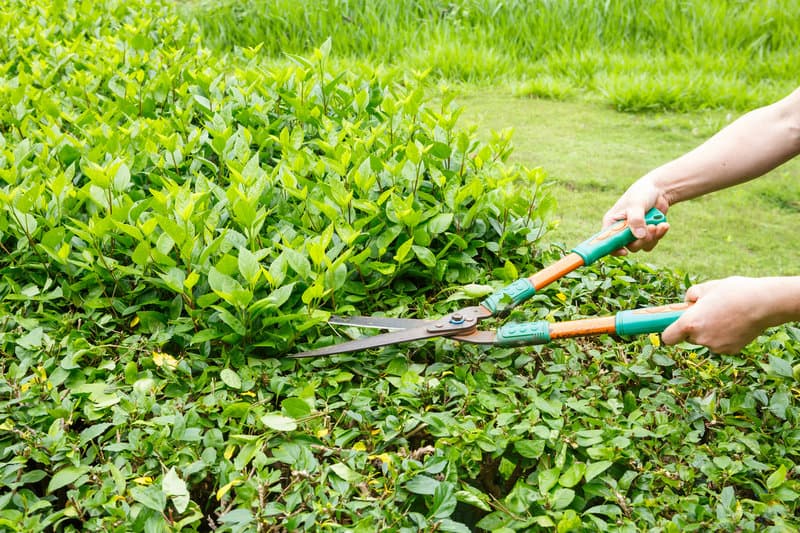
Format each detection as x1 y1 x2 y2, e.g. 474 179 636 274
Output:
0 1 550 530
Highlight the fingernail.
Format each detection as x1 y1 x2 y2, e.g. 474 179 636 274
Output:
633 227 646 239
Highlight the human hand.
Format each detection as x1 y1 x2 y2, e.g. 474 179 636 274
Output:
602 176 671 255
660 277 776 354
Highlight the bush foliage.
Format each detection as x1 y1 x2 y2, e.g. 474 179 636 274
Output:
1 1 799 532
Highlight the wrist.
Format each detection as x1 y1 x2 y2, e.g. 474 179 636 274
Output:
642 168 680 206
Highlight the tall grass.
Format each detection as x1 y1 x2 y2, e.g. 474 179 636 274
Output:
182 0 799 111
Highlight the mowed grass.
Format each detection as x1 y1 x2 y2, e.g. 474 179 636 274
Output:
458 91 800 281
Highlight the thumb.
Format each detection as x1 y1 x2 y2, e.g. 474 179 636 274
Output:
662 282 717 345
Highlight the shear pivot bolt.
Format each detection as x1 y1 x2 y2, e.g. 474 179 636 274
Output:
450 313 465 325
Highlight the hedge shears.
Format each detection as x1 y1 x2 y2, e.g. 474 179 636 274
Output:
292 208 688 358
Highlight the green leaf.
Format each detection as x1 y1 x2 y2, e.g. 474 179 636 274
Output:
330 462 361 482
17 327 45 349
131 240 151 266
503 260 518 280
455 485 491 511
318 36 332 59
775 485 800 502
769 390 791 420
475 511 511 531
558 462 586 488
427 213 453 235
538 467 560 494
551 488 575 509
533 396 562 417
211 305 246 336
131 485 167 512
720 485 736 509
218 509 255 526
557 509 582 532
405 475 440 495
394 238 414 263
193 93 211 112
461 283 494 298
281 397 311 418
412 245 437 267
514 439 545 459
261 413 297 432
267 283 295 307
435 519 471 533
301 278 326 304
220 368 242 390
406 140 421 164
768 355 794 378
159 267 186 293
238 248 260 285
249 283 295 314
766 464 787 489
79 423 113 445
113 161 131 191
47 465 90 493
585 460 613 482
284 248 312 279
162 467 190 514
208 267 250 307
585 504 622 517
430 482 458 519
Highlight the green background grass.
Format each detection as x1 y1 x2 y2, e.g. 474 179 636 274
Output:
184 0 799 109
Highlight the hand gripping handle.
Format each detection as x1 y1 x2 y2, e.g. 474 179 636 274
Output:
571 207 666 265
481 208 667 315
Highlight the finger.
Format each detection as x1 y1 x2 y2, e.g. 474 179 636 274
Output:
660 316 691 346
625 223 665 253
625 206 648 239
638 223 670 252
685 280 719 302
660 321 687 346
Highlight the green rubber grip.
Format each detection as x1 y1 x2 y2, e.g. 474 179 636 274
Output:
571 208 666 265
495 321 551 346
481 278 536 314
615 307 685 336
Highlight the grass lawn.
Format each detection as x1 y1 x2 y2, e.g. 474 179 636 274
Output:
458 90 800 282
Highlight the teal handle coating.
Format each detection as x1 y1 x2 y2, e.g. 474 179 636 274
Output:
495 321 551 346
571 208 666 265
481 278 537 315
615 307 684 336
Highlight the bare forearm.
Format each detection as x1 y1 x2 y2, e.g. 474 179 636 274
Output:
759 276 800 328
648 89 800 204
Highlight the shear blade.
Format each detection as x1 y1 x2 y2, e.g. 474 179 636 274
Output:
291 324 446 358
